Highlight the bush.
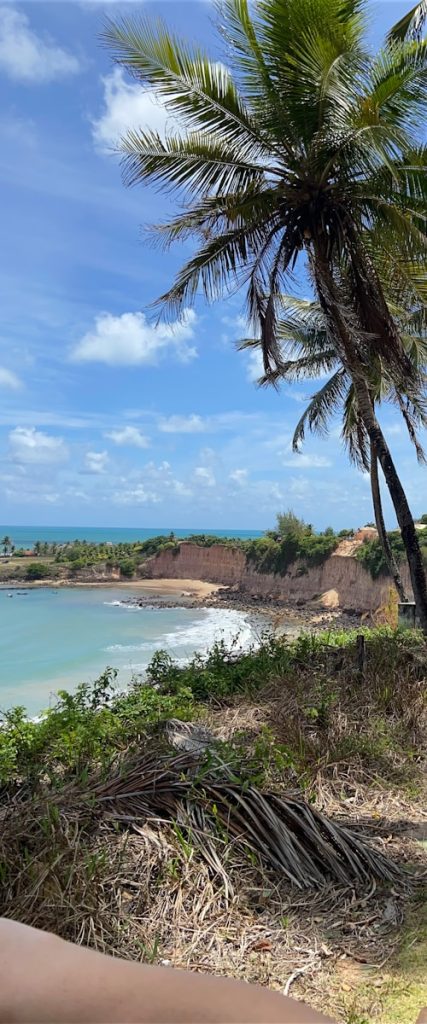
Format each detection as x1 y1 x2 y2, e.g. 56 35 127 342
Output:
118 558 136 578
245 529 338 575
276 509 311 539
25 562 51 581
0 668 195 785
357 533 405 578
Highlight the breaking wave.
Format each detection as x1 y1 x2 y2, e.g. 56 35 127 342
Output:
104 608 255 665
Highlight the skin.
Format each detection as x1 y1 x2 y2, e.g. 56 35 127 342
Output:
0 917 335 1024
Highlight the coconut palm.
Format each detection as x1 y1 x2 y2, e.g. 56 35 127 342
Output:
1 535 12 557
243 296 427 601
104 0 427 626
388 2 427 43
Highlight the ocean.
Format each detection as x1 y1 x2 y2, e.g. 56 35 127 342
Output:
0 525 263 549
0 586 261 716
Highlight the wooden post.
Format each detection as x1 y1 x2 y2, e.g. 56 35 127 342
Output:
356 634 366 676
398 602 416 630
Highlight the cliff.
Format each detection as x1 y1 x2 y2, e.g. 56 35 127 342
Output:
146 537 411 613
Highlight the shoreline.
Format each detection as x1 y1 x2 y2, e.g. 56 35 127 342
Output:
0 576 362 632
0 578 225 597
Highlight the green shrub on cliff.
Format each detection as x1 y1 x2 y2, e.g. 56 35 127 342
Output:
244 520 338 576
25 562 52 581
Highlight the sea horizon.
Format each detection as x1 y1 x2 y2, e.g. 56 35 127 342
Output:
0 525 265 549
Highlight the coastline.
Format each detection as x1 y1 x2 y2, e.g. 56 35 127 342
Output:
0 575 361 631
0 578 224 598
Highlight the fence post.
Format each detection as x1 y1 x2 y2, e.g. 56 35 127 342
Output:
398 602 416 630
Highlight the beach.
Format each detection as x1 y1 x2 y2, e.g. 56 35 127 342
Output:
0 584 264 715
2 577 225 599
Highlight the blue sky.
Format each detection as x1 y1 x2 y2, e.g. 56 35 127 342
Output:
0 0 425 531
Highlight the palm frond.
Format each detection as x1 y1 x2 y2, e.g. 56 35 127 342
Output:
120 130 271 195
90 750 404 888
390 391 427 462
387 2 427 44
292 370 348 450
149 187 280 249
103 16 279 162
341 383 371 469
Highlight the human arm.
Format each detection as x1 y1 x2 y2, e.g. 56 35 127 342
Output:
0 917 335 1023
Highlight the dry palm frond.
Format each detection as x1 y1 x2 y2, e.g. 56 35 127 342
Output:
89 751 405 889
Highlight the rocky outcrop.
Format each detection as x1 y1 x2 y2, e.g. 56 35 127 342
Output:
146 541 411 613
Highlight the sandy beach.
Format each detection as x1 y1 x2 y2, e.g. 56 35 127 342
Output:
0 577 226 599
115 578 225 598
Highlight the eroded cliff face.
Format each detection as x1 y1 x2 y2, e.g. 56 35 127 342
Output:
146 542 412 612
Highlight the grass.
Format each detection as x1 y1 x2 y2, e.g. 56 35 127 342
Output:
379 900 427 1023
328 898 427 1024
0 627 426 1023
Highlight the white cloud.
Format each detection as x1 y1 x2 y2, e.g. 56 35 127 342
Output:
0 6 80 83
194 466 216 487
8 427 68 465
229 468 248 486
172 480 193 498
282 453 332 469
106 426 150 448
289 476 312 498
92 68 169 153
84 450 109 475
245 348 264 383
159 414 206 434
112 484 161 506
72 309 197 366
5 487 61 505
0 367 22 390
66 487 90 502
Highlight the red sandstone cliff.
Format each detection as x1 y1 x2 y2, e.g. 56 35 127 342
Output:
145 538 411 613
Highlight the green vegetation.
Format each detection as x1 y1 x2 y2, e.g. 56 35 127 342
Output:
6 514 427 584
25 562 52 581
1 626 424 790
245 513 339 575
357 529 427 579
0 668 195 786
0 535 13 557
0 517 346 583
1 626 426 1022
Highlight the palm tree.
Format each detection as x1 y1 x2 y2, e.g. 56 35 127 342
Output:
243 296 427 601
1 535 12 557
388 2 427 43
104 0 427 627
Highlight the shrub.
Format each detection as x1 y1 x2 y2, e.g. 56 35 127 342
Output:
118 558 136 578
357 533 405 578
245 529 338 575
25 562 51 580
0 668 195 785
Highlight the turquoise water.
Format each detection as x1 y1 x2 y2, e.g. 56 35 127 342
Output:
0 587 255 716
0 526 263 549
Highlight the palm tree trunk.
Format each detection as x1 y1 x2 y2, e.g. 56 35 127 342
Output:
370 439 408 602
312 247 427 631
